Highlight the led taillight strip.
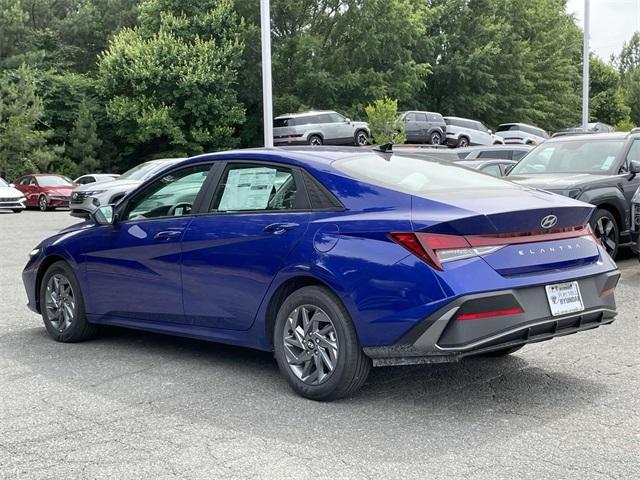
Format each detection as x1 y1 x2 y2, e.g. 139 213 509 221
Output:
466 225 593 247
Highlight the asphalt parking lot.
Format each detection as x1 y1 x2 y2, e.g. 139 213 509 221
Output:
0 210 638 480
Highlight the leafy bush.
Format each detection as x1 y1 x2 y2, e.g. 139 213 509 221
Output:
364 98 406 145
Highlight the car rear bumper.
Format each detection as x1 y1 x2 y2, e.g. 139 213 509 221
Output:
363 270 619 366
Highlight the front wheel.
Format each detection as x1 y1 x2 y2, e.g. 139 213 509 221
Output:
273 286 371 401
590 209 619 258
12 209 22 213
40 261 98 342
354 130 369 146
38 195 49 211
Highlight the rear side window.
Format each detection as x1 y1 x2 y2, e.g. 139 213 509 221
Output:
334 154 513 197
211 165 301 212
478 149 511 159
274 117 297 128
316 114 334 124
427 113 443 122
512 150 528 161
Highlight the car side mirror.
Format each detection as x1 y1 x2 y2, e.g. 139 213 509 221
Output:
9 183 15 188
488 129 493 134
91 205 117 225
629 160 640 175
345 118 351 124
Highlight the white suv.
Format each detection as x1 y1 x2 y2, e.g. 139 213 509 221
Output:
444 117 503 147
273 110 370 146
494 123 549 145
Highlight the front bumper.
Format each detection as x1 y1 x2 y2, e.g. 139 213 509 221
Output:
48 196 70 208
0 198 25 209
364 270 619 366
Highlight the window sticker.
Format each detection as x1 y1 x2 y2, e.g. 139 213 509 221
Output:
601 156 615 170
218 167 277 211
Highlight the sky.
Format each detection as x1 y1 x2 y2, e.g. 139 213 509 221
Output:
566 0 640 62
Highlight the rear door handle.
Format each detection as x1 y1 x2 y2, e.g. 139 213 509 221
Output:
154 230 183 241
263 223 300 235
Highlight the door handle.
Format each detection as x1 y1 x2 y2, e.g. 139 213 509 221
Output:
263 223 300 235
154 230 183 240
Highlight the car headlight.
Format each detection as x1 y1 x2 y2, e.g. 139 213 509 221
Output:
84 190 106 196
28 247 40 258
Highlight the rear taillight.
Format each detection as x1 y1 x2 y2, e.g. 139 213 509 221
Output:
388 232 504 271
389 225 593 271
456 307 524 321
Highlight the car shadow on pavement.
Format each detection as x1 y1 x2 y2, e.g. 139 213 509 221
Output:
2 323 608 457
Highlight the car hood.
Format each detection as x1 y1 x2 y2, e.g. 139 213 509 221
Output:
46 187 74 195
352 121 369 129
507 173 612 190
75 179 142 192
0 186 24 197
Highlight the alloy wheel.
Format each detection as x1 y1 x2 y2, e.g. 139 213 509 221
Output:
282 305 339 385
45 274 76 332
431 132 441 145
310 136 322 146
356 132 368 146
39 196 47 211
594 216 617 256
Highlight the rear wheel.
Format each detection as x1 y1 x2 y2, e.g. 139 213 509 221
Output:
12 209 22 213
273 286 371 401
457 136 470 148
590 209 619 258
308 135 323 146
40 261 98 342
430 131 442 145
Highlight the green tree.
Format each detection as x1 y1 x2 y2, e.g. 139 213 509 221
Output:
0 66 61 179
365 98 406 145
589 57 630 126
67 101 102 173
97 0 245 164
615 32 640 126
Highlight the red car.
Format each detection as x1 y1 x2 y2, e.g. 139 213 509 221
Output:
13 174 75 211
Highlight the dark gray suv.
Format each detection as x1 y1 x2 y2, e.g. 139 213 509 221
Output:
399 110 446 145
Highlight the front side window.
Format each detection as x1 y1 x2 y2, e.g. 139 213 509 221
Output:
626 140 640 164
329 113 345 123
509 139 625 175
123 164 211 221
481 164 502 177
404 112 416 122
211 165 299 212
19 177 31 186
415 113 427 122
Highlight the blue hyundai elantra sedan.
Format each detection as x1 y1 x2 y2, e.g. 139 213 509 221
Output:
23 147 620 400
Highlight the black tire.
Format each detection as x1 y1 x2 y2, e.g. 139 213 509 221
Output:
590 208 619 258
482 345 524 357
354 130 369 146
38 195 49 211
273 286 371 401
12 209 22 213
39 261 98 342
457 136 470 148
308 135 323 146
430 131 442 145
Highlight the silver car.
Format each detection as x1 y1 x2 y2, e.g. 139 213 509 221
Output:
444 116 503 147
0 177 26 213
494 123 549 145
70 158 183 217
273 110 370 146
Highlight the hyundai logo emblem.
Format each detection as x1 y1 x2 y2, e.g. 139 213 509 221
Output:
541 214 558 229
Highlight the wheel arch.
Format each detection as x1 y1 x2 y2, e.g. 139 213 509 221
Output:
593 202 623 231
34 254 69 313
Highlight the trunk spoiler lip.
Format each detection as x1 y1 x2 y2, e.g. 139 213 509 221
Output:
463 224 594 247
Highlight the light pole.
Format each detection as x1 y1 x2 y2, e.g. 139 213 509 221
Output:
260 0 274 147
582 0 590 130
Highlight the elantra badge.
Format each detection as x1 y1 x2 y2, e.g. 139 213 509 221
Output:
540 214 558 229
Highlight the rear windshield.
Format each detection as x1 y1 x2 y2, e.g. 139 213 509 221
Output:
120 161 174 181
333 154 513 196
509 139 625 175
497 124 518 132
444 118 464 127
